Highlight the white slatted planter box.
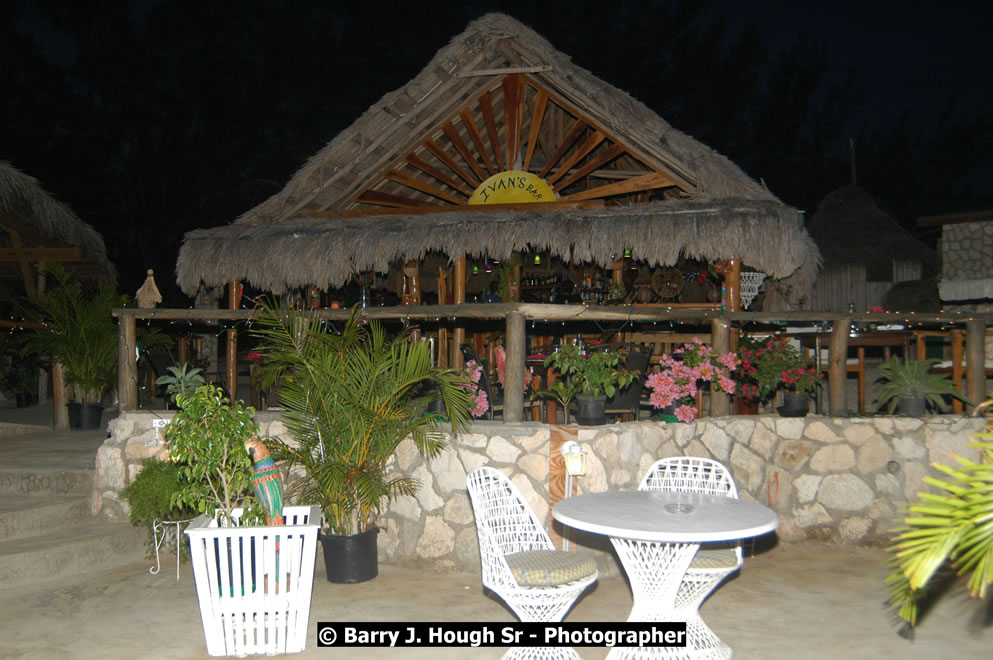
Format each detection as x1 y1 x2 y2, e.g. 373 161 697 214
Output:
185 505 320 656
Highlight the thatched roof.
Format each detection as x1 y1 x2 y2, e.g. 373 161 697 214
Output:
807 185 938 277
0 161 116 286
177 12 818 296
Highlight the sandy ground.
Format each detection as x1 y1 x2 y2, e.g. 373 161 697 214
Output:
1 540 991 659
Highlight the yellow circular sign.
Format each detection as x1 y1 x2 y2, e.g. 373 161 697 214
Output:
468 170 556 205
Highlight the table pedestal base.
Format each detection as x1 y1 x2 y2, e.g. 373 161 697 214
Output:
609 538 731 660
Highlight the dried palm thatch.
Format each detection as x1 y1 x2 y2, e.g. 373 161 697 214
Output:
176 13 819 296
0 161 116 285
807 185 938 275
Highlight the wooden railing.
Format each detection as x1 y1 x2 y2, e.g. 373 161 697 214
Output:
112 305 993 421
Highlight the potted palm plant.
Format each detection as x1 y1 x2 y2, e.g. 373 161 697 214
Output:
536 343 636 425
874 356 972 415
168 384 321 656
252 305 474 583
19 264 128 428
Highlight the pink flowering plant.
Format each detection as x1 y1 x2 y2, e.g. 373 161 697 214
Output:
460 360 489 418
646 338 739 422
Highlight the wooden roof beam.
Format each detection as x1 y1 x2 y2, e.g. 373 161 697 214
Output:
405 153 474 198
442 122 488 182
383 170 463 205
424 139 480 189
458 109 496 177
522 89 549 173
558 172 679 201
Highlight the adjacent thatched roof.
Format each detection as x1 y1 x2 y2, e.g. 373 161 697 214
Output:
177 12 819 295
807 185 938 277
0 161 116 285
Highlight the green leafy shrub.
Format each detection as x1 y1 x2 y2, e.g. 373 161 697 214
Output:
121 458 198 560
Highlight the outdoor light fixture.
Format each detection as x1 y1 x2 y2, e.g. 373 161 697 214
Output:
560 440 588 552
485 261 492 273
624 248 631 258
561 440 588 477
534 254 541 265
472 264 479 274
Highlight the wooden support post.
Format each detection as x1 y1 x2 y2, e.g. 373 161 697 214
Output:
53 362 68 430
452 255 467 368
504 311 526 422
710 318 731 416
828 322 851 415
118 314 138 412
402 261 421 305
725 257 741 312
177 336 189 366
226 280 240 402
966 319 985 411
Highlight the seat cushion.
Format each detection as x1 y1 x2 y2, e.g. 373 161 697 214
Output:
505 550 598 586
689 547 739 571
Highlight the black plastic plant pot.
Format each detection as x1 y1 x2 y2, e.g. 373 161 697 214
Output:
67 402 104 429
319 527 379 583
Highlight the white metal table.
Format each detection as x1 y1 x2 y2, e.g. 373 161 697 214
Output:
553 491 779 659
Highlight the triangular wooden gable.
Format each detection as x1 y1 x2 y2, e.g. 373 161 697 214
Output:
323 73 692 217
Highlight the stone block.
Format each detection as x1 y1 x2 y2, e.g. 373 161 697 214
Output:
810 444 855 472
842 423 877 447
838 516 871 543
433 449 469 495
729 443 764 492
518 452 547 482
485 435 522 463
762 466 791 511
893 436 925 460
817 474 874 511
805 420 842 444
793 475 821 503
793 502 832 528
443 495 474 526
700 426 732 461
749 424 778 458
775 417 806 440
415 515 455 559
774 439 815 472
857 437 893 474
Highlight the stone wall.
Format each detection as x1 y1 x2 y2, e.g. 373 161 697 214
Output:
941 221 993 280
95 413 985 575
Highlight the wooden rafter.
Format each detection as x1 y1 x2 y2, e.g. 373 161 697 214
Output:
0 247 84 261
553 144 627 192
547 130 608 186
424 139 480 188
558 172 678 201
502 74 525 168
355 190 444 209
522 89 549 173
342 199 604 217
459 109 495 177
442 122 487 182
405 154 474 197
538 118 588 179
384 170 462 205
479 91 504 172
348 72 694 213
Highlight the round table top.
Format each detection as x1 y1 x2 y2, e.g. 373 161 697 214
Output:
553 491 779 543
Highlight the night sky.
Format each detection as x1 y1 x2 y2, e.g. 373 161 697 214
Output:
4 0 991 301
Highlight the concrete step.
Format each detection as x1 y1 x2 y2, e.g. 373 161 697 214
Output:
0 518 146 587
0 468 93 496
0 495 92 542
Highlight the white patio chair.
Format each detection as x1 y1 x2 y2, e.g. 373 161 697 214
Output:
466 467 598 624
639 457 743 610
